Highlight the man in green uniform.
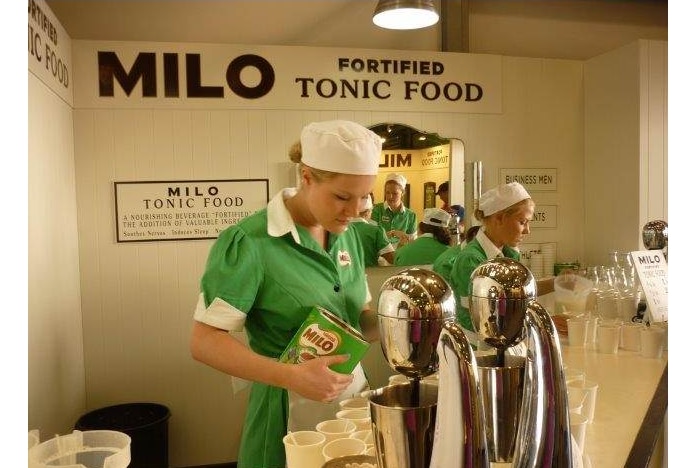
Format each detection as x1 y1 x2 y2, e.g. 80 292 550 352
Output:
190 120 383 468
371 172 417 248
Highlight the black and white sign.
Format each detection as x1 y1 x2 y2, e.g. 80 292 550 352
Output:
115 179 269 242
499 168 558 192
630 250 668 322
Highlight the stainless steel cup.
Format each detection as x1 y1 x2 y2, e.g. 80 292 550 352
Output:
369 381 438 468
476 354 526 463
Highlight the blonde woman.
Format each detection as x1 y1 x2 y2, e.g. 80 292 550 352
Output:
449 182 535 330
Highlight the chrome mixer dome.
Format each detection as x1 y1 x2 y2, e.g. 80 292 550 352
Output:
377 268 456 378
469 257 537 349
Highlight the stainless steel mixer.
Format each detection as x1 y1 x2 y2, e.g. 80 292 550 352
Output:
372 260 573 468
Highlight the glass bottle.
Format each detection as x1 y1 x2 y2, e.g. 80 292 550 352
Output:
596 266 620 321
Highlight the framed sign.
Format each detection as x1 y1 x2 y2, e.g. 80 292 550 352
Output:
530 204 557 229
630 251 668 322
115 179 269 242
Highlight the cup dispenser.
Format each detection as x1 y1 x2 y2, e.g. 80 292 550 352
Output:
371 259 573 468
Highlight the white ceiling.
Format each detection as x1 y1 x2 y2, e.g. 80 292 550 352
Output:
45 0 668 60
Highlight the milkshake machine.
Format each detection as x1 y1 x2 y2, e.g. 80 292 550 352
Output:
371 258 573 468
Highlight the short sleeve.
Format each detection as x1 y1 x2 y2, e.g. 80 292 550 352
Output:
196 226 263 330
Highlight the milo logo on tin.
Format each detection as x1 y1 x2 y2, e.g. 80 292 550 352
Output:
299 324 341 355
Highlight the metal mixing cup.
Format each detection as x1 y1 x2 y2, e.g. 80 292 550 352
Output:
369 381 438 468
476 354 526 462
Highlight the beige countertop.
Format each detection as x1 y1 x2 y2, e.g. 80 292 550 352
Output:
561 338 667 468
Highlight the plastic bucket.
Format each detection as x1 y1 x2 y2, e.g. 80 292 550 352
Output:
75 402 170 468
28 430 131 468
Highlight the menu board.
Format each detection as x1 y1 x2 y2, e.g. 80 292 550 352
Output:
630 251 668 322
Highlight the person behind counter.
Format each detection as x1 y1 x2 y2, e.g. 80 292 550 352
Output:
437 181 466 239
189 120 382 468
448 182 535 331
350 194 395 266
371 172 417 248
394 208 452 266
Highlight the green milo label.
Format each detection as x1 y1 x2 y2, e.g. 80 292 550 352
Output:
279 306 370 374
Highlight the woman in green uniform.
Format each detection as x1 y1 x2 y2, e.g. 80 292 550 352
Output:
190 120 382 468
371 172 417 248
350 194 395 266
449 182 534 331
394 208 452 266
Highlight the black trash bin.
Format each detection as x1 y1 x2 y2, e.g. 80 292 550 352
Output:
75 402 170 468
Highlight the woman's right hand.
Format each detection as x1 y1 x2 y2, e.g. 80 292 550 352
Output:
286 354 355 402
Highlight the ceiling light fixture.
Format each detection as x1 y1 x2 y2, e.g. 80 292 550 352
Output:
372 0 439 30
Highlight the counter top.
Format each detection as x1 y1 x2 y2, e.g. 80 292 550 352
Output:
561 340 667 468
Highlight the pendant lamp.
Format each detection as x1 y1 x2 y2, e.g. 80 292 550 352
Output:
373 0 439 30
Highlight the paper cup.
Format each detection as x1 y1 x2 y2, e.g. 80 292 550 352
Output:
339 396 369 410
597 322 621 354
566 317 588 347
621 322 643 351
349 429 374 449
283 430 326 468
640 327 665 359
567 386 585 415
322 437 367 461
569 413 589 453
567 379 599 423
315 419 357 443
336 408 371 431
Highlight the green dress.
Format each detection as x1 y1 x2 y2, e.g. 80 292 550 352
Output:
394 234 449 266
196 188 370 468
449 237 520 331
350 218 394 267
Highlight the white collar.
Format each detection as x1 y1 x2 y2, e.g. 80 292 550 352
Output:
382 201 405 213
476 228 504 259
267 187 302 244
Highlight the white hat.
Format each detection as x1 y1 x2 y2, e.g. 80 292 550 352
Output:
300 120 382 175
422 208 451 228
385 172 407 190
478 182 531 216
360 194 373 212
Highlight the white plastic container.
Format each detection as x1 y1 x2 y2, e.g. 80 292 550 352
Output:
28 430 131 468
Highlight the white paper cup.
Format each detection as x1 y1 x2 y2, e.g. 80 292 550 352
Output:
597 322 621 354
567 386 585 415
339 396 369 410
349 429 374 448
621 322 643 351
569 413 589 453
322 437 367 461
567 379 599 423
566 317 588 347
283 430 326 468
640 327 665 359
315 419 357 443
336 408 371 431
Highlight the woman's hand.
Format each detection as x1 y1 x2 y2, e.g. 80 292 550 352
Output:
285 355 355 402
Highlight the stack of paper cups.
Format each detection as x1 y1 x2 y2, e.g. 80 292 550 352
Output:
540 242 556 277
529 252 544 278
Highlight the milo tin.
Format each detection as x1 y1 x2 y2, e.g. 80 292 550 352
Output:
279 305 370 374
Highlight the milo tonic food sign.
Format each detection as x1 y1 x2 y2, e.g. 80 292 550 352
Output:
279 306 370 374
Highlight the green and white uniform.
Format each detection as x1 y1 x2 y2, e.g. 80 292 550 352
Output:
450 229 520 331
350 218 395 267
371 202 417 245
394 233 449 266
194 188 370 468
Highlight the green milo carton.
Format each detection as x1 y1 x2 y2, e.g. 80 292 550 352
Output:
279 306 370 374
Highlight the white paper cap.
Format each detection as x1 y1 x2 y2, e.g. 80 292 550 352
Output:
360 194 373 212
422 208 451 228
300 120 382 175
478 182 531 216
385 172 407 190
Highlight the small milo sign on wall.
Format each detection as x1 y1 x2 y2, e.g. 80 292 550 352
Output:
114 179 269 242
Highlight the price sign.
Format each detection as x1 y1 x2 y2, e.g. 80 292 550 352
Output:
630 251 668 322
